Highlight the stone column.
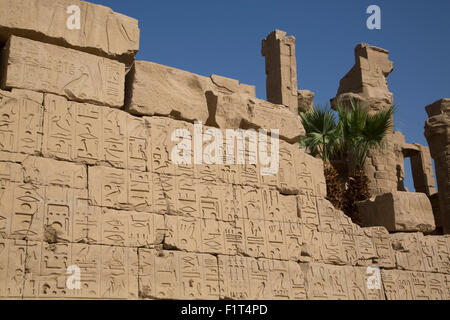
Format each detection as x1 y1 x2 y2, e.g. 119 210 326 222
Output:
425 98 450 234
261 30 298 114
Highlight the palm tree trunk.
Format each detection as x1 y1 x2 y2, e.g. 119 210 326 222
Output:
343 167 371 224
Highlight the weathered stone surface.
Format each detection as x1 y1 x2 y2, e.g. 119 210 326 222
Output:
206 90 305 143
357 192 435 233
22 156 87 189
0 240 140 299
297 90 315 114
42 94 150 171
210 74 256 96
125 61 256 123
262 30 298 114
10 88 43 104
0 89 43 155
0 2 448 299
1 36 125 107
425 98 450 234
0 182 89 242
390 233 427 272
331 43 394 113
0 0 140 63
88 166 152 212
126 61 211 122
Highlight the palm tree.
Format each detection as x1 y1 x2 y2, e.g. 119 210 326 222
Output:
299 107 345 210
299 108 341 162
337 101 394 168
336 100 394 223
299 101 394 222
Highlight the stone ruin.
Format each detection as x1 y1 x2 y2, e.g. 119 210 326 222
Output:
331 44 440 234
425 99 450 234
0 0 448 300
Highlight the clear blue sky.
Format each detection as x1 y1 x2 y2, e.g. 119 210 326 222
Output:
92 0 450 192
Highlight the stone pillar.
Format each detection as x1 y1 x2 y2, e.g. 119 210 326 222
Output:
262 30 298 114
425 98 450 234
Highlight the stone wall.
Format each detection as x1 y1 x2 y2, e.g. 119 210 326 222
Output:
0 0 448 300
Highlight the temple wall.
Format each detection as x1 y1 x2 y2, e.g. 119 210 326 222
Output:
0 0 448 300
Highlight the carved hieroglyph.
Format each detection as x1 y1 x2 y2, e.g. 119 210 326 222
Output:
262 30 298 114
425 98 450 234
0 0 140 63
42 94 150 171
0 89 43 155
0 0 449 299
331 43 394 113
0 123 448 301
357 192 436 233
1 36 125 107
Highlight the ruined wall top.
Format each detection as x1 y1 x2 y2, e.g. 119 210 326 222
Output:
0 0 140 64
331 43 394 113
426 98 450 117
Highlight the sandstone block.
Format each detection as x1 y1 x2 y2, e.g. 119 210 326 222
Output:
357 192 436 233
0 89 43 155
0 161 22 185
345 266 385 300
0 182 90 242
10 89 43 104
219 256 306 300
206 90 305 143
126 61 258 123
100 208 165 248
304 263 352 300
88 166 152 212
43 94 150 171
126 61 211 122
1 36 125 107
22 156 87 189
390 233 426 272
138 249 219 300
381 270 415 300
0 241 140 299
0 0 139 63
